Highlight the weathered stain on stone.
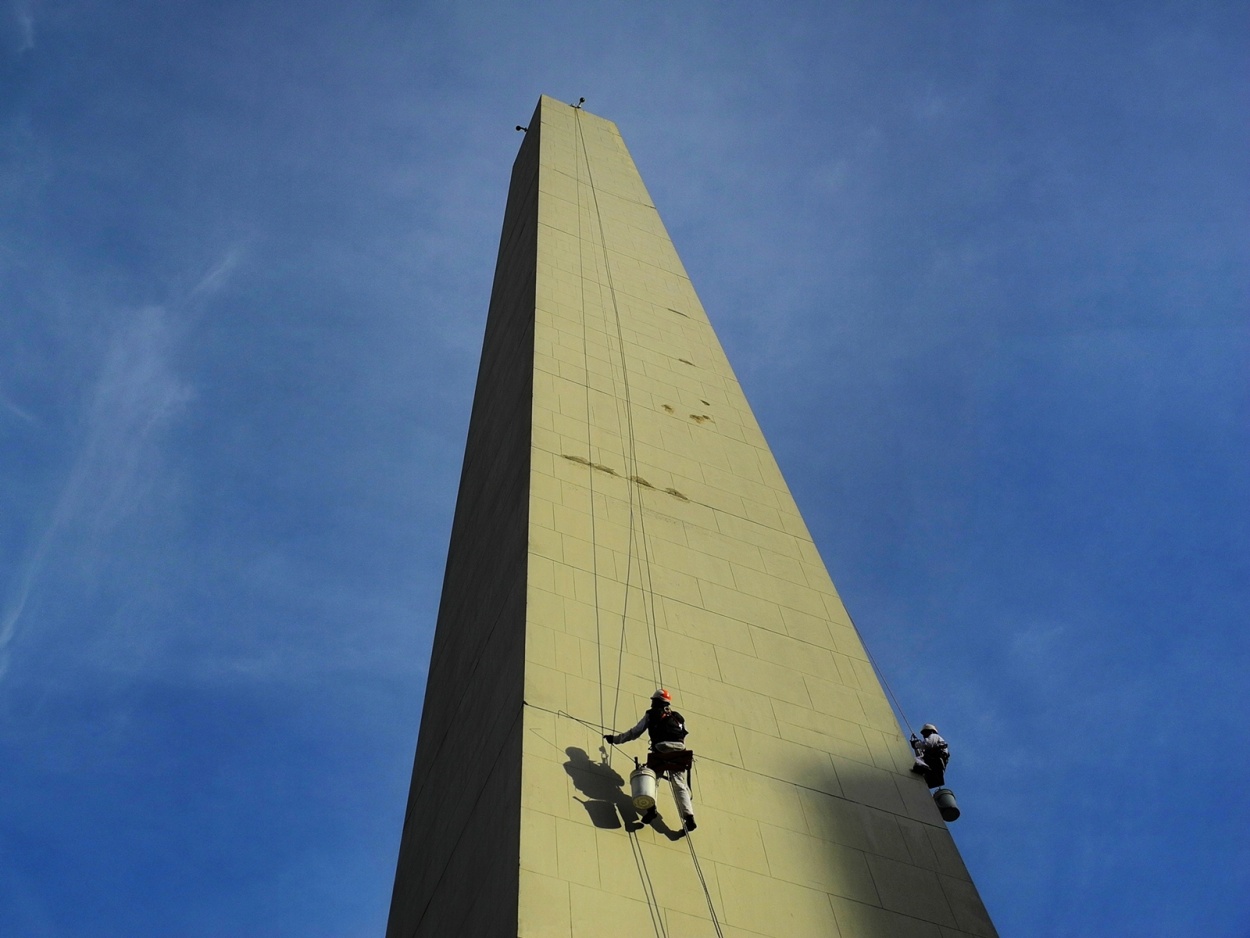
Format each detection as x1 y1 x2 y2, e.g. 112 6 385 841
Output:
561 454 617 476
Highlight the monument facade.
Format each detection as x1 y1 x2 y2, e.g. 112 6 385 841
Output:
387 95 997 938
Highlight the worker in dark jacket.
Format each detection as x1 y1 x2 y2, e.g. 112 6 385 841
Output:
910 723 950 788
604 688 696 830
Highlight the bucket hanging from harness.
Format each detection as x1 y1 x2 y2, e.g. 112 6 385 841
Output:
629 761 657 810
933 787 960 822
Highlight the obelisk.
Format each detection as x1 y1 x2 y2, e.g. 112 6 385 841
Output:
387 95 996 938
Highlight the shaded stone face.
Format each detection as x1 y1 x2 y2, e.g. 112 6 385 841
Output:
389 96 997 938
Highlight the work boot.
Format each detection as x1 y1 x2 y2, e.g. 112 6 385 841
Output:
910 759 929 775
683 814 697 831
640 807 657 824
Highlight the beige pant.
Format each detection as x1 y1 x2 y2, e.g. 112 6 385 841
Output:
654 741 693 817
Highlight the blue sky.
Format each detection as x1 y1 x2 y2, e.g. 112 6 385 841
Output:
1 2 1246 935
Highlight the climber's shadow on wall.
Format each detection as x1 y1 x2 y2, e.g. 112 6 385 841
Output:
563 747 686 841
563 747 641 831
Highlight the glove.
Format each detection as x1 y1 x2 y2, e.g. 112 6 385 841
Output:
603 734 614 743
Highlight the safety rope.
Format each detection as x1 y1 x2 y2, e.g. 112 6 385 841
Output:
629 826 670 938
570 101 730 938
529 700 907 816
570 106 639 748
569 103 912 751
671 776 725 938
560 102 920 938
572 106 666 700
570 102 681 938
572 100 609 739
527 699 725 938
843 604 915 738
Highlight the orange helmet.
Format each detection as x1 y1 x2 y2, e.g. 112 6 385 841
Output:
651 688 672 703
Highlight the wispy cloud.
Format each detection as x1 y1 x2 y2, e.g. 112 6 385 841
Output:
0 307 191 679
0 246 243 680
0 391 37 424
189 244 244 304
10 0 35 54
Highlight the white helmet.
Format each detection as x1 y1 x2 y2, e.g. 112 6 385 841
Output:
921 723 939 736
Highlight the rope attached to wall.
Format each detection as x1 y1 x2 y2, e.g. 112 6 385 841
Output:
844 605 915 737
568 102 725 936
571 106 667 703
